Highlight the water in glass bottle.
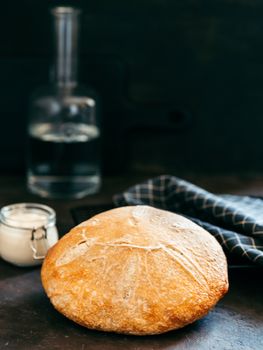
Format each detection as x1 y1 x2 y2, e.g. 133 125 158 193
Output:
27 7 101 199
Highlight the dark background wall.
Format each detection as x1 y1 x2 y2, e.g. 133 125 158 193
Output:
0 0 263 175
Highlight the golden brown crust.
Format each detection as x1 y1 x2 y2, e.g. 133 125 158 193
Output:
41 206 228 335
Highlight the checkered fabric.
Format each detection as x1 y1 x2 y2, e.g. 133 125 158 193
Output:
113 175 263 266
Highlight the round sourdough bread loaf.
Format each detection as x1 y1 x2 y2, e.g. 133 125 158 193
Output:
41 206 228 335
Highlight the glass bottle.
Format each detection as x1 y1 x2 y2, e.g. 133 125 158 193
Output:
27 7 101 199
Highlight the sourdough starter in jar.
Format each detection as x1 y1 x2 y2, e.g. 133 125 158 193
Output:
0 203 58 267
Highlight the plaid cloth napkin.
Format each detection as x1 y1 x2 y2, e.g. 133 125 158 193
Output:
113 175 263 266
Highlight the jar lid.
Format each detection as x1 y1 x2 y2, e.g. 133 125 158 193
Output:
0 203 56 230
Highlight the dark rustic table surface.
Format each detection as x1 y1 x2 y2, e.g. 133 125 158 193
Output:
0 174 263 350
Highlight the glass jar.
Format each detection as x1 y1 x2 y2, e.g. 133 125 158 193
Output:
27 7 101 199
0 203 58 267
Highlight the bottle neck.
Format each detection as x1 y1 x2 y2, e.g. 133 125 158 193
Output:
51 7 80 88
